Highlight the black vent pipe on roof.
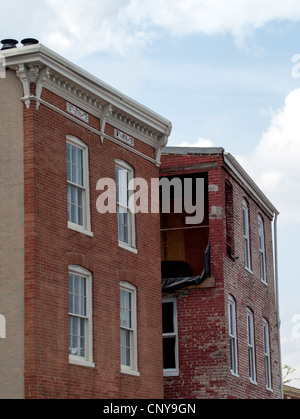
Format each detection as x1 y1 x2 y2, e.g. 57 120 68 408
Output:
21 38 39 47
1 39 18 50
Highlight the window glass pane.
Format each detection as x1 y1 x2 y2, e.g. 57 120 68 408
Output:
229 303 234 336
163 337 176 369
67 143 84 187
230 338 237 373
69 316 86 358
243 207 248 236
118 168 128 207
68 185 83 226
120 289 132 329
118 209 129 244
69 274 86 316
162 302 174 334
121 329 131 366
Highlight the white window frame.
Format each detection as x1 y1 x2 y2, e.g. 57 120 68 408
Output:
68 265 94 368
228 295 239 377
67 136 93 237
258 215 267 284
162 298 179 377
115 159 136 253
120 282 139 376
263 319 272 391
243 199 251 272
247 309 257 384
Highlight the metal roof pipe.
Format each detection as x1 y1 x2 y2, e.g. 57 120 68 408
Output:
1 39 18 50
21 38 39 47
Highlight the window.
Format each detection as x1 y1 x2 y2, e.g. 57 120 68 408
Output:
67 136 92 235
225 182 235 258
258 215 267 284
247 309 256 383
228 295 238 376
120 282 139 375
243 199 251 271
68 266 94 367
263 319 272 391
162 298 179 376
116 160 136 251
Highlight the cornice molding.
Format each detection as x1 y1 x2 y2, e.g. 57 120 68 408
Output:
5 44 172 166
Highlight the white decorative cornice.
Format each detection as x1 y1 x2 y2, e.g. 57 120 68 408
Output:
16 64 50 109
4 43 172 164
15 64 31 108
100 104 113 143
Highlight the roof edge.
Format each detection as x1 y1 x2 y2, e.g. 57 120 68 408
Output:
2 43 172 137
162 146 225 155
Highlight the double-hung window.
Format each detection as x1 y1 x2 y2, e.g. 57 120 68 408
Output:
243 200 251 271
247 309 256 383
162 298 179 376
67 136 92 235
263 319 272 391
120 282 139 375
228 295 238 376
116 160 136 251
68 265 94 367
258 216 267 284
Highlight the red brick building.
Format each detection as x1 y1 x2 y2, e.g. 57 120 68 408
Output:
0 40 283 400
160 147 282 399
0 40 172 399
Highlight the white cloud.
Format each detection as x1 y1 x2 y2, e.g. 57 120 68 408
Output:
3 0 300 58
38 0 300 57
235 88 300 224
177 138 214 148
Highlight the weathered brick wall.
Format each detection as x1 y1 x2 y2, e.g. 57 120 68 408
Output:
161 153 281 399
24 86 164 399
223 165 281 399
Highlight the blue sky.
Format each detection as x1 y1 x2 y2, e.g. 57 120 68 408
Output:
2 0 300 388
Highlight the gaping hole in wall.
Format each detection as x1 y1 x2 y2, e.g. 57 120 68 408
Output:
160 173 210 291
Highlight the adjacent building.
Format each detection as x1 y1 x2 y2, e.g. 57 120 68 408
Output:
160 147 282 399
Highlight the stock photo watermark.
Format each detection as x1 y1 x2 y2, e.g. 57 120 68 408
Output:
96 176 205 225
0 315 6 339
292 314 300 340
291 54 300 79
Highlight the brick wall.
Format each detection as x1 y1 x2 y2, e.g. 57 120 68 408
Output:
24 86 164 399
223 164 281 399
161 153 281 399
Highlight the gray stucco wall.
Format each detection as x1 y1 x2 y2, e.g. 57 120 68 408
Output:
0 69 25 399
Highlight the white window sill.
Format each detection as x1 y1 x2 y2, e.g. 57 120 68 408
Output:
245 267 253 275
68 222 94 237
118 241 138 254
69 356 95 368
164 370 179 377
121 367 140 377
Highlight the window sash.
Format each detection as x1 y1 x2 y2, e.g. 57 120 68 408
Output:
68 267 93 365
116 162 135 248
67 137 91 233
120 284 138 373
228 297 238 376
247 310 256 383
162 299 179 376
258 217 267 283
243 201 251 270
263 320 272 390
